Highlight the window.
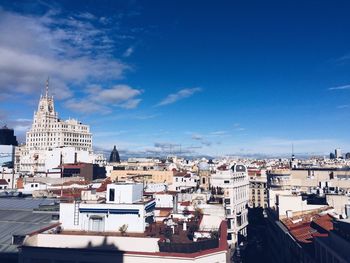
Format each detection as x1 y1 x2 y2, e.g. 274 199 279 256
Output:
224 180 230 184
109 188 115 202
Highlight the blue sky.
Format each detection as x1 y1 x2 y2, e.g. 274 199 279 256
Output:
1 0 350 157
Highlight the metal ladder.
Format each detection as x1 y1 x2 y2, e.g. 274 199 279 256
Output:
73 201 80 225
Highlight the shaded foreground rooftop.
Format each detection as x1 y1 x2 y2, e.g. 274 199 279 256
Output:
21 220 228 259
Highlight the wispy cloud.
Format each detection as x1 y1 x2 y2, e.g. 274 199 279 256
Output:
328 84 350 90
233 123 246 131
337 104 349 109
190 133 212 147
191 133 203 140
156 87 201 106
209 131 227 136
123 46 134 57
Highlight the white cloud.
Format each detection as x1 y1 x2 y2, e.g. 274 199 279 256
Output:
65 84 142 113
156 87 201 106
92 85 142 104
123 46 134 57
0 7 130 101
328 84 350 90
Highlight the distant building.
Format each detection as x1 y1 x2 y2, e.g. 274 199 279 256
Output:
0 125 18 146
109 145 120 163
198 161 210 191
335 148 342 159
18 80 94 174
25 80 92 152
330 152 335 159
0 125 18 171
60 162 106 182
248 169 267 208
345 152 350 160
110 169 174 185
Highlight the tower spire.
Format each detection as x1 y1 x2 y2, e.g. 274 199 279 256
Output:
45 77 49 98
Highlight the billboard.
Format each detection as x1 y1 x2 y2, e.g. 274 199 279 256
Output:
0 145 14 168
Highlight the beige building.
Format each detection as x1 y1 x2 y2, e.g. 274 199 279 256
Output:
110 169 174 184
268 168 350 193
249 177 267 208
248 169 267 208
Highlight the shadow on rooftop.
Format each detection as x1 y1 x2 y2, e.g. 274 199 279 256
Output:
19 236 125 263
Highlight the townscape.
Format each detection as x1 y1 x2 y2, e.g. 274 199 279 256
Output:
1 84 350 262
1 1 350 263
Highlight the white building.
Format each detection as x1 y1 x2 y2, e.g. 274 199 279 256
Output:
335 148 342 159
170 172 198 192
211 164 249 246
18 81 94 174
60 183 155 233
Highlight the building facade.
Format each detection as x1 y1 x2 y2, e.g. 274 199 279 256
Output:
18 81 93 174
211 164 249 247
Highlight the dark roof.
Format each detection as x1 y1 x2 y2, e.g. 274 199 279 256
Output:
0 179 8 185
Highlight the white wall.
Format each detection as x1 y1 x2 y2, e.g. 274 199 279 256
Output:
23 234 228 263
107 183 143 204
277 195 327 218
60 201 152 233
154 194 173 208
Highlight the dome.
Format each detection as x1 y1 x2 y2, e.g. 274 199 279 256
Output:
109 145 120 163
198 161 210 171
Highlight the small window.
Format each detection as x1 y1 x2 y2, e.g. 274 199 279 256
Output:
224 180 230 184
109 188 115 202
12 235 26 245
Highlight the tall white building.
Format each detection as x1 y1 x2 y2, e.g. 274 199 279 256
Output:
211 164 249 247
335 148 342 159
26 80 92 151
19 80 93 174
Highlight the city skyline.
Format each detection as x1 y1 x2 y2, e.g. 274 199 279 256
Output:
1 0 350 157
